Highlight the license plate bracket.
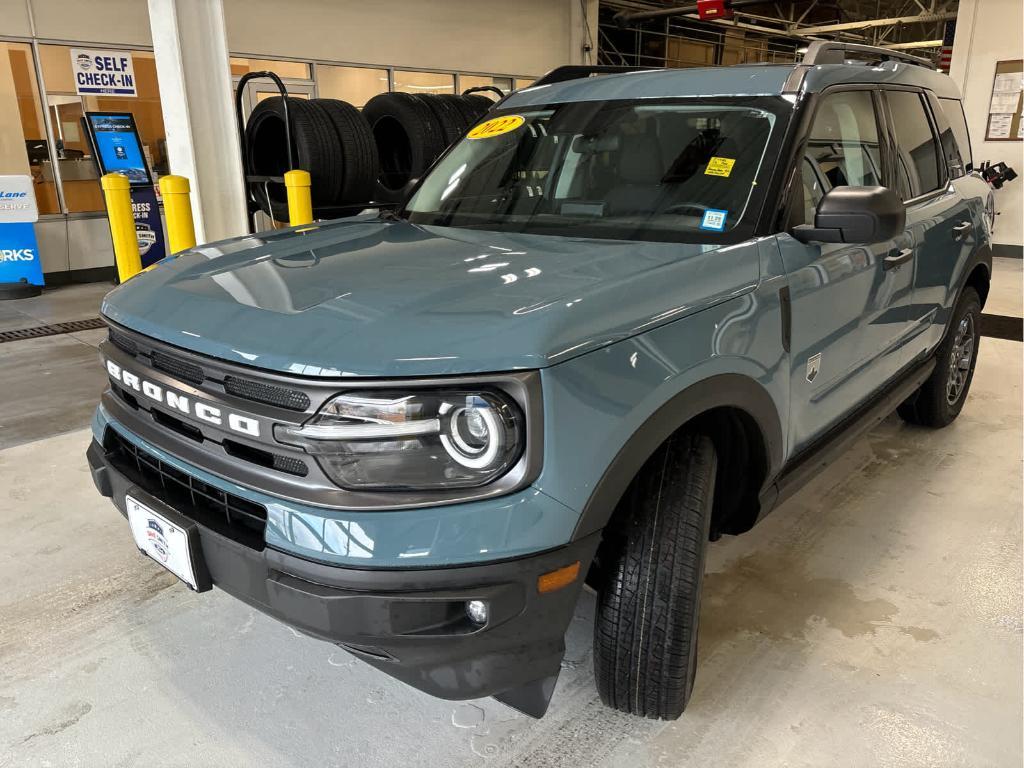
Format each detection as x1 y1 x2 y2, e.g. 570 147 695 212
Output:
126 491 212 592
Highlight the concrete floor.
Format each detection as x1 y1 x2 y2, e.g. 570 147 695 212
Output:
0 270 1021 767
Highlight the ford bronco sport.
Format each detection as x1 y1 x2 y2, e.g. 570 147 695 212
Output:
87 42 993 719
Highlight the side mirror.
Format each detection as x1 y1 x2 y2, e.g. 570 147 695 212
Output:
791 186 905 244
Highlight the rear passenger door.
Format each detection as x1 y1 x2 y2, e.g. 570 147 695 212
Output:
882 89 976 359
780 88 915 454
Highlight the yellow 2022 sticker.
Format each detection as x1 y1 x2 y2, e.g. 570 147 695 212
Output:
467 115 525 139
705 157 736 177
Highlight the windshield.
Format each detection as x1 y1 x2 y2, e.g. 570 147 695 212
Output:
404 97 788 243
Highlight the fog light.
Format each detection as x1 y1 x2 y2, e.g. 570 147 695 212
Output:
466 599 488 625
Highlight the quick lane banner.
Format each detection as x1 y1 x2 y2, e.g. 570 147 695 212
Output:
0 175 43 286
0 223 44 286
71 49 137 97
131 186 166 267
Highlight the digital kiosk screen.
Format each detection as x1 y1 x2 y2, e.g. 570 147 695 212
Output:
85 113 152 186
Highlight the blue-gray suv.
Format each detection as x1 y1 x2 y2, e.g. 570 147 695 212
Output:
87 42 993 719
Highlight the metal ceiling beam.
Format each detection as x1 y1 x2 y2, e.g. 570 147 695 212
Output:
793 11 956 35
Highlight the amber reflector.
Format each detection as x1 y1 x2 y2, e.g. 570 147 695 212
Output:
537 561 581 594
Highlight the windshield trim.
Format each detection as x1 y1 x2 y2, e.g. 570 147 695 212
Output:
400 96 795 246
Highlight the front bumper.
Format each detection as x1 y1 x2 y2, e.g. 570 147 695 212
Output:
87 437 598 717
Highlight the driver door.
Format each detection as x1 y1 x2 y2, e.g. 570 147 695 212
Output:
779 88 915 453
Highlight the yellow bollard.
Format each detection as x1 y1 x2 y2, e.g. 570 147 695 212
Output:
159 175 197 254
284 169 313 227
101 173 142 282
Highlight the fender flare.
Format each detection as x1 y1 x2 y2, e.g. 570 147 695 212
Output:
571 373 785 540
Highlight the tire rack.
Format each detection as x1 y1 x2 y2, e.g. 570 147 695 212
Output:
235 71 382 233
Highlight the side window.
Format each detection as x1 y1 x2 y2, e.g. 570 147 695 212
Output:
801 90 882 225
887 90 943 199
938 96 973 173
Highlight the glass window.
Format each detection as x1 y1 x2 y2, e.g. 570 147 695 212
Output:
39 45 167 213
317 64 388 108
230 58 310 80
405 98 784 243
805 90 882 193
460 75 513 99
393 70 455 95
798 157 826 225
939 96 972 173
514 78 536 92
1 42 59 214
887 90 942 199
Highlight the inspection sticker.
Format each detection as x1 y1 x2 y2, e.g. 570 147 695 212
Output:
704 157 736 177
467 115 525 139
700 209 728 232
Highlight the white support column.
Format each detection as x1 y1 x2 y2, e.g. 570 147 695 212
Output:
147 0 247 244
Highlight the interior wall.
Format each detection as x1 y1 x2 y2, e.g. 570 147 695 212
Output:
222 0 588 76
950 0 1024 249
1 1 595 79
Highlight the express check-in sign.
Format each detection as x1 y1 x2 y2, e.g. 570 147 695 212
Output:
71 49 137 97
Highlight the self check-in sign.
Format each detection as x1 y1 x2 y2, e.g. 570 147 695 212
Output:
71 49 137 97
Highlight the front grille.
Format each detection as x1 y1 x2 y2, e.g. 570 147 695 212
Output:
224 375 310 412
108 327 138 356
104 428 267 550
151 350 205 386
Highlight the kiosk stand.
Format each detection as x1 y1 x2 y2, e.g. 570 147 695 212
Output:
83 112 167 270
0 174 43 300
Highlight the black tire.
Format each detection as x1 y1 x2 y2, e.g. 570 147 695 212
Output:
311 98 379 205
363 92 447 201
438 94 480 132
593 433 717 720
898 287 981 428
463 93 496 119
245 96 342 214
415 93 466 147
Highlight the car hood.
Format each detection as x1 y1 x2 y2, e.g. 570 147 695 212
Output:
102 217 760 377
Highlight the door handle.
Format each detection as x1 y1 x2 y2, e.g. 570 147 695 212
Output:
884 248 914 270
952 221 972 240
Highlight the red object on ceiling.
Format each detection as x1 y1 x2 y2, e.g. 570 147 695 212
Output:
697 0 733 20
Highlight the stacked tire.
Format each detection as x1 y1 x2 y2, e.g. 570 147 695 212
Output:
245 96 379 221
363 92 494 202
244 92 493 219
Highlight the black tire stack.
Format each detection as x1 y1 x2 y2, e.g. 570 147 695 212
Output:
363 92 494 202
244 92 493 219
245 96 379 221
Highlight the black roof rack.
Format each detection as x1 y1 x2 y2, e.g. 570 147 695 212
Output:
528 65 657 89
801 41 933 69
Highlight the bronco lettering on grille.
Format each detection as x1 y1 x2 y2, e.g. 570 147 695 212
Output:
106 359 261 437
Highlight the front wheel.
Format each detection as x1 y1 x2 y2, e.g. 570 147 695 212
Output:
593 433 717 719
898 287 981 428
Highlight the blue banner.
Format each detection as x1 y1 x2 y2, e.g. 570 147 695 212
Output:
131 186 166 267
0 222 44 286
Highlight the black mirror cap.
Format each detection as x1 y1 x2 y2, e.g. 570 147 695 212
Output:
792 186 906 244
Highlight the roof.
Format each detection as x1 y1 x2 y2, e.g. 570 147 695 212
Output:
503 60 961 108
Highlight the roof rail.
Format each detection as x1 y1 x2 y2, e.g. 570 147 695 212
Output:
528 65 657 88
801 41 933 69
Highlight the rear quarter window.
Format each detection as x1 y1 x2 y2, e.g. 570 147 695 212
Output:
938 96 973 173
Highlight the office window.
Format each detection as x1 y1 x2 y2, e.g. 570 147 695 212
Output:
459 75 513 98
1 42 59 214
515 77 536 91
318 64 388 108
230 58 310 80
39 45 167 213
393 70 454 95
887 90 943 199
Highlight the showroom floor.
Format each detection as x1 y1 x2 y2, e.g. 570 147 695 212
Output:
0 262 1021 767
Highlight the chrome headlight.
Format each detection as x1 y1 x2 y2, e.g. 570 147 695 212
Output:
277 389 524 490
